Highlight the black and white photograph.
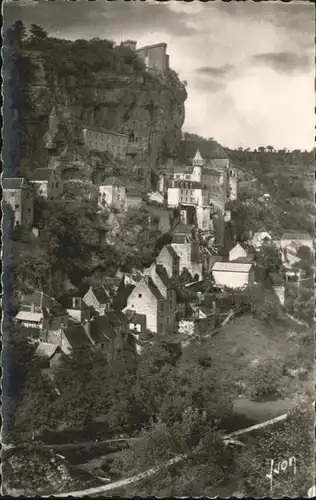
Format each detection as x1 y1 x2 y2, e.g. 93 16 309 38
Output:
2 0 315 497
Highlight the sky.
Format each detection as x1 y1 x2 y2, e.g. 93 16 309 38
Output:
4 0 315 150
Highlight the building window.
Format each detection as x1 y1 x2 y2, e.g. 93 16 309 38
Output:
28 208 31 213
56 182 59 188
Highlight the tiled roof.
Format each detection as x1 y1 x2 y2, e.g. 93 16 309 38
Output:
231 256 255 263
125 310 147 326
165 244 180 260
20 291 67 317
89 311 127 343
144 276 165 301
156 264 174 289
57 295 89 310
113 283 135 310
172 234 191 244
64 324 92 347
2 177 25 189
281 232 313 241
34 342 60 359
15 311 43 322
90 286 111 304
212 262 252 273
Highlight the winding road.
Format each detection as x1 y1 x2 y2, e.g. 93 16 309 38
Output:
47 413 289 498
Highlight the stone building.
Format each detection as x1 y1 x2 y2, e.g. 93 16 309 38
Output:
29 168 63 199
126 186 143 210
143 263 177 333
212 262 255 289
163 149 238 217
83 285 111 315
15 291 68 331
156 244 180 279
137 43 169 73
2 177 34 228
121 40 170 73
123 276 169 335
82 126 128 158
99 177 127 212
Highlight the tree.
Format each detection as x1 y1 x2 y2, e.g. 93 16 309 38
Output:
249 358 284 401
12 21 27 48
29 25 48 43
255 244 284 285
236 403 314 497
14 369 59 436
242 285 285 323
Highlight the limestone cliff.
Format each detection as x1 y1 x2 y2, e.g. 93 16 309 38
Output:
18 38 187 188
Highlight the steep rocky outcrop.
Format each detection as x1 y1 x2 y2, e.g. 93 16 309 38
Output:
16 38 187 188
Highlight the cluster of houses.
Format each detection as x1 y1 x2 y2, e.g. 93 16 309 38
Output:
155 149 238 233
2 168 63 228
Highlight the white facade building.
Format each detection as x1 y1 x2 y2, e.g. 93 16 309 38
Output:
99 177 127 212
212 262 254 289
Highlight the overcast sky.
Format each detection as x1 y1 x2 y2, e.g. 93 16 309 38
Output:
4 0 315 150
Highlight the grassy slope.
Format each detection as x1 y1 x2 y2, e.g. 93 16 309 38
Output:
196 314 313 401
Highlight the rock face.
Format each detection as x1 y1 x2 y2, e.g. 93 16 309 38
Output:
19 43 187 188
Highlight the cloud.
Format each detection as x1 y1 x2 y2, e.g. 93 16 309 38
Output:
252 51 312 74
195 64 234 78
211 0 314 51
3 0 197 39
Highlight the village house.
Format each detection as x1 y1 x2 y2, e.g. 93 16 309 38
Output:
251 230 272 250
124 310 147 336
143 263 177 332
123 276 169 335
156 244 180 279
171 241 205 281
99 177 126 212
2 177 34 228
126 186 143 210
171 223 196 244
211 262 255 289
15 291 68 332
228 243 251 262
82 285 111 315
147 191 164 205
34 343 65 371
82 311 136 361
280 231 314 252
57 295 92 324
29 168 62 199
82 126 128 158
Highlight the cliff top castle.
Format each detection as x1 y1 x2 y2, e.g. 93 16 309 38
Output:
121 40 170 73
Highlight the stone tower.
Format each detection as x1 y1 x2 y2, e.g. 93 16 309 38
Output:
228 167 238 201
192 149 204 183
